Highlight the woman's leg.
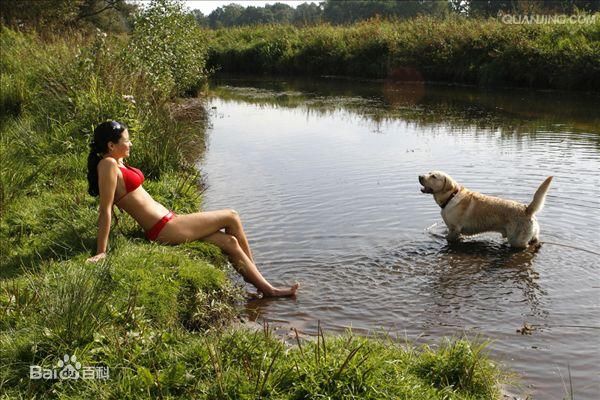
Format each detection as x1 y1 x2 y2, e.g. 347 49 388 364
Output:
201 231 298 297
157 209 251 255
156 210 298 297
222 209 254 263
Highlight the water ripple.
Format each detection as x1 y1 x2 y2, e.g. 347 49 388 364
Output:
203 81 600 400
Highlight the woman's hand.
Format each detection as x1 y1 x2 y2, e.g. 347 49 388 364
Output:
87 252 106 263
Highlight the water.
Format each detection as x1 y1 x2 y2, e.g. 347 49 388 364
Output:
200 76 600 398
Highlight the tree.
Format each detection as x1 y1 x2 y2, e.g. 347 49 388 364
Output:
266 2 295 24
208 4 245 28
207 2 295 27
322 0 449 24
293 2 324 25
464 0 600 17
238 6 274 25
466 1 516 17
448 0 469 15
0 0 136 32
77 0 138 32
538 0 600 13
191 9 208 28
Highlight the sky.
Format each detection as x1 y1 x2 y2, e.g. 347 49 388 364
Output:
132 1 319 15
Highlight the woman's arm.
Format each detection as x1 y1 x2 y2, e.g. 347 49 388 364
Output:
88 158 118 262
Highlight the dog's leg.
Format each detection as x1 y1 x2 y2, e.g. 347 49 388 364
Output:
509 241 528 249
529 240 542 252
447 227 461 242
530 220 540 244
509 221 540 249
508 234 529 249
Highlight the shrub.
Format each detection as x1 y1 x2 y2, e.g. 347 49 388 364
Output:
128 0 209 96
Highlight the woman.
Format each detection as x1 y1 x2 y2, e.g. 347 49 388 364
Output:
86 120 298 297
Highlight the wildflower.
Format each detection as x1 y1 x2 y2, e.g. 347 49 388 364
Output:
122 94 136 104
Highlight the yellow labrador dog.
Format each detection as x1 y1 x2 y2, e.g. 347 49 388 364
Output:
418 171 553 248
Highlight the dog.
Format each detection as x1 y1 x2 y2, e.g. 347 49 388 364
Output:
418 171 553 248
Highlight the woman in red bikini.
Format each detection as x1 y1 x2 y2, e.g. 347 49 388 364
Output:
86 121 298 297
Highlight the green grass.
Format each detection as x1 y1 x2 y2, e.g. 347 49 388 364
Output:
206 16 600 92
1 316 503 399
0 18 506 399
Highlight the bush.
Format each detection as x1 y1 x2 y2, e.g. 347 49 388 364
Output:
128 0 209 96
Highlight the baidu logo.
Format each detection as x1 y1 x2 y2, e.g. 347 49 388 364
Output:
57 354 81 379
30 354 109 380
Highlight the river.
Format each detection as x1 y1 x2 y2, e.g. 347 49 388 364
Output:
200 76 600 399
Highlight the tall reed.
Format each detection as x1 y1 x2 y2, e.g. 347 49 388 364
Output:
206 16 600 92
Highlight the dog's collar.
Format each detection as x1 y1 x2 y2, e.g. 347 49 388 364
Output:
440 186 461 209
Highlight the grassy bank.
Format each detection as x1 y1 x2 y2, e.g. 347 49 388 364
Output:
1 4 505 398
207 16 600 92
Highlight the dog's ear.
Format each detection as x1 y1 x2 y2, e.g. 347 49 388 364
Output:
442 174 455 193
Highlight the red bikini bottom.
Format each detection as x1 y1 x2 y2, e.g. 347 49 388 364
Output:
146 211 176 241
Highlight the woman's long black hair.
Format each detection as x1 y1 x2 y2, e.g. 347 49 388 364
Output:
87 121 128 196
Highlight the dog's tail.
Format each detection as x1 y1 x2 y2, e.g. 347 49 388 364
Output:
526 176 553 216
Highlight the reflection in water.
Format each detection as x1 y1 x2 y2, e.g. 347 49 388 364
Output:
431 240 545 320
202 76 600 399
210 75 600 139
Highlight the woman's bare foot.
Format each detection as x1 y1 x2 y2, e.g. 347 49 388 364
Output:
261 283 299 298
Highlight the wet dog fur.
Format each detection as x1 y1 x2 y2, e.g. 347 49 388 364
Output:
418 171 553 249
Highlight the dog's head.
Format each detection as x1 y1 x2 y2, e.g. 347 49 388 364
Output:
418 171 459 195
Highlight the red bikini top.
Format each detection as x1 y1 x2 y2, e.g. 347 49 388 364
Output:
115 164 144 203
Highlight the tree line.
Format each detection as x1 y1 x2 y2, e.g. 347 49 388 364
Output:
1 0 598 33
195 0 599 28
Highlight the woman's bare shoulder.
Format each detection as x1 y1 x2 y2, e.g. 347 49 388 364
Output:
98 158 119 172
